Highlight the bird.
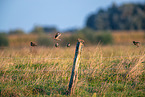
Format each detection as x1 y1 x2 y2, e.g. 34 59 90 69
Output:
78 38 85 44
67 43 71 47
55 42 59 47
54 32 61 41
133 41 140 47
30 42 37 46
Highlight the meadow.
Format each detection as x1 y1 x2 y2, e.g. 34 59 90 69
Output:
0 44 145 97
0 32 145 96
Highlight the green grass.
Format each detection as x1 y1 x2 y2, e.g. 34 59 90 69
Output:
0 45 145 97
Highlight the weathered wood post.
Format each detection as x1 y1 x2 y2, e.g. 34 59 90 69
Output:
66 38 84 95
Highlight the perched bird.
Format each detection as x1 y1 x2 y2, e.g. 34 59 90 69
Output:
67 43 71 47
55 42 59 47
54 32 61 41
30 42 37 46
78 38 85 44
133 41 140 47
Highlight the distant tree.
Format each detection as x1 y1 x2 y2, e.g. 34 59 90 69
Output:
43 26 57 33
0 33 9 47
86 3 145 30
8 29 25 35
30 26 45 34
86 14 96 30
37 36 53 47
64 28 78 33
95 33 113 45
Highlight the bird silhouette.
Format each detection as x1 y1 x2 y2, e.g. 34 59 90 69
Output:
78 38 85 44
67 43 71 47
133 41 140 47
54 32 61 41
55 42 59 47
30 42 37 46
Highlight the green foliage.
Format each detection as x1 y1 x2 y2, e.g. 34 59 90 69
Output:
62 34 83 46
95 33 113 45
8 29 25 35
77 28 96 44
31 26 45 35
86 3 145 30
62 29 113 45
43 26 57 33
30 26 58 34
0 33 9 47
76 29 113 45
37 36 53 47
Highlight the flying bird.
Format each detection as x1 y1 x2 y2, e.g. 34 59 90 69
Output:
54 32 61 41
133 41 140 47
55 42 59 47
67 43 71 47
30 42 37 46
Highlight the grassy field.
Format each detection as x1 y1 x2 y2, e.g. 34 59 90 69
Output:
0 44 145 96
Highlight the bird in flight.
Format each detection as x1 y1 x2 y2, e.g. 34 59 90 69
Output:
30 42 37 46
54 32 61 41
133 41 140 47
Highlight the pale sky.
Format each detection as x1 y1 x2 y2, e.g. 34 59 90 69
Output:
0 0 144 32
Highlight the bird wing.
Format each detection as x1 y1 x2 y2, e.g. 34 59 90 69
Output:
32 42 37 46
55 34 58 38
55 33 61 39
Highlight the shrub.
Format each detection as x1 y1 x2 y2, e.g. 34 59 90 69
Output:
62 34 81 45
61 33 87 46
8 29 25 35
77 28 96 44
0 33 9 47
95 33 113 45
31 26 45 35
37 36 53 47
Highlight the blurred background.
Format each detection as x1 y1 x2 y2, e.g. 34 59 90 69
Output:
0 0 145 47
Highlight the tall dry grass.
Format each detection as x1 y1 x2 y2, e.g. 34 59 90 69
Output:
0 44 145 96
112 31 145 44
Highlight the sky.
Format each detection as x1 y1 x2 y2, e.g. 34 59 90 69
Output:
0 0 144 32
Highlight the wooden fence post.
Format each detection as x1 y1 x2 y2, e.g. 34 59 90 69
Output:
66 39 84 95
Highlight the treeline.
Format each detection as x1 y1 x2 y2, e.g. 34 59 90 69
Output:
7 26 58 35
0 29 114 47
1 3 144 35
1 30 145 47
86 3 145 30
0 3 145 47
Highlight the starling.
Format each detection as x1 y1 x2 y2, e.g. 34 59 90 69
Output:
78 38 84 44
133 41 140 47
30 42 37 46
67 43 71 47
55 42 59 47
54 32 61 41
